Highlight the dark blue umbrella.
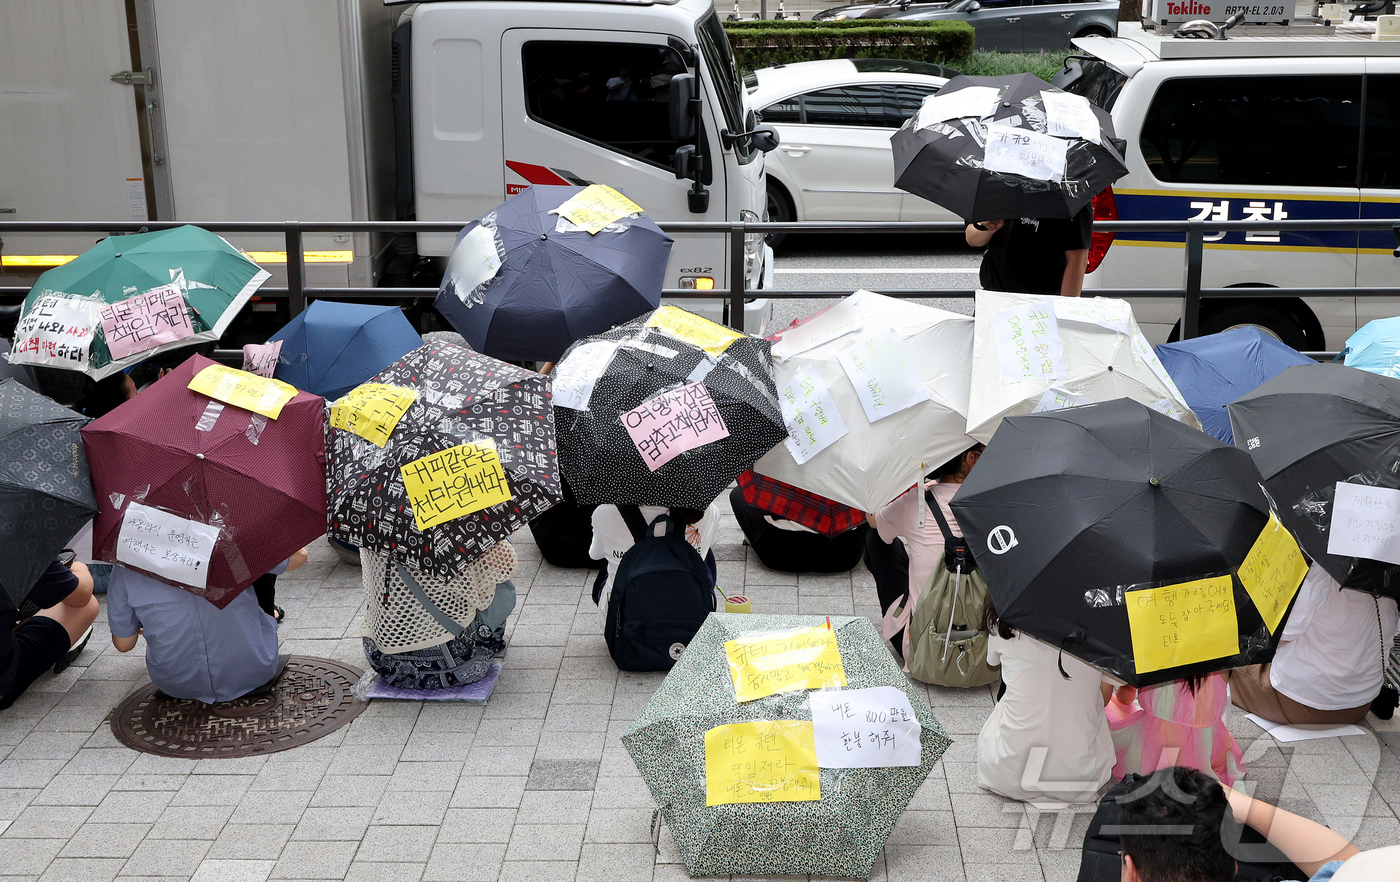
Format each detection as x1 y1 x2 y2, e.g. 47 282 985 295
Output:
435 185 673 362
1155 327 1313 444
267 300 423 400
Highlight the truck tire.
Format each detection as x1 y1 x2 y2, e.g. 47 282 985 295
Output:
1198 303 1310 351
766 181 795 251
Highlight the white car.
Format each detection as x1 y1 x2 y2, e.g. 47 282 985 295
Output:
745 58 961 243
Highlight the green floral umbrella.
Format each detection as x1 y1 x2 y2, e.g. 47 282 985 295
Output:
7 225 269 380
622 613 951 878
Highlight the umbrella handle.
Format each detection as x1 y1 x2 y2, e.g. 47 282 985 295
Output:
942 567 963 664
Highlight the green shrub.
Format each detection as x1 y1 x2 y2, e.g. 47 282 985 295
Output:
723 21 974 71
944 49 1072 80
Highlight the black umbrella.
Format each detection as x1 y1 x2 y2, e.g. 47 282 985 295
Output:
434 184 673 363
0 378 97 611
553 307 787 509
891 73 1127 220
951 398 1307 687
1228 363 1400 600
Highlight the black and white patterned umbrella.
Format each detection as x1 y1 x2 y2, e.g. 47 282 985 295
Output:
551 307 787 510
326 342 560 577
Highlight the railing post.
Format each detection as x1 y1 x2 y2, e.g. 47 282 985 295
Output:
285 222 307 317
728 224 746 334
1181 221 1204 340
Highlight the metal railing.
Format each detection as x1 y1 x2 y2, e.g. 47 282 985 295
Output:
3 218 1399 344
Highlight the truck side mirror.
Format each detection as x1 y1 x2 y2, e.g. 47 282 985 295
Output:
749 125 780 153
669 73 699 142
673 144 700 181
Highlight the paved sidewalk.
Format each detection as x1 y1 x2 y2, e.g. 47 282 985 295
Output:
2 510 1398 882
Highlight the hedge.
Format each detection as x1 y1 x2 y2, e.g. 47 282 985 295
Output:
955 49 1072 79
722 20 975 72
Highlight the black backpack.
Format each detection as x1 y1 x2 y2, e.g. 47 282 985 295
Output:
602 507 716 671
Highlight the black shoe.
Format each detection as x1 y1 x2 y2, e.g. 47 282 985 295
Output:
53 625 91 674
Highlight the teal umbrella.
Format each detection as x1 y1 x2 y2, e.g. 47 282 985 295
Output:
622 613 951 878
7 225 269 379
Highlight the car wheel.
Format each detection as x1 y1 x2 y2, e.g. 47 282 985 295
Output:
1198 304 1310 351
1074 26 1114 38
766 181 795 251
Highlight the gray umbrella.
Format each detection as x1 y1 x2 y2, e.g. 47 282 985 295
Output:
622 613 951 878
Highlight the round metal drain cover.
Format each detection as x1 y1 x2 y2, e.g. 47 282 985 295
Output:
112 656 367 758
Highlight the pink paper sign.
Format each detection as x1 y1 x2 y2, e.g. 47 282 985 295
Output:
99 284 195 359
242 340 283 378
622 382 730 471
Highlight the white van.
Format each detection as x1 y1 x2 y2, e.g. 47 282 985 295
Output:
1062 21 1400 350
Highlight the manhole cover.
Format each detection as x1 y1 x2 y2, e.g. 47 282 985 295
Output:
111 656 367 758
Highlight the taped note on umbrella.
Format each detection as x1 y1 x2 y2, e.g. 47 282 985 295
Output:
551 340 619 410
1053 297 1130 335
400 440 513 530
1032 386 1090 413
1042 90 1102 145
725 625 847 703
1328 482 1400 565
188 365 298 420
10 294 99 369
116 502 221 590
837 329 930 423
623 382 730 471
984 124 1067 183
779 367 848 465
810 686 921 769
645 305 745 356
992 302 1067 385
241 340 282 379
916 86 1001 128
705 720 821 806
1125 576 1239 675
770 296 864 361
1238 511 1308 634
329 383 418 447
555 184 644 234
449 224 503 301
1131 333 1187 401
99 284 196 360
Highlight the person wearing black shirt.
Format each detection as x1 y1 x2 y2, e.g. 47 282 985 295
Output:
0 557 98 710
965 206 1094 297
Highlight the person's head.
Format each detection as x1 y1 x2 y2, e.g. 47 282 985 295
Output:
929 443 984 483
77 371 137 419
31 366 95 408
980 592 1014 640
1117 766 1236 882
668 507 705 528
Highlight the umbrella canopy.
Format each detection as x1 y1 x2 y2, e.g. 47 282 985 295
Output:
952 398 1309 687
7 225 268 380
266 300 424 400
552 307 787 510
967 289 1199 442
1228 363 1400 599
1155 327 1313 444
0 379 98 611
327 341 561 577
751 289 976 514
892 73 1128 220
736 469 865 537
622 613 951 878
81 355 326 608
435 184 673 362
1342 315 1400 379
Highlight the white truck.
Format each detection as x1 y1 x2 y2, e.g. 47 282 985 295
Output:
0 0 776 336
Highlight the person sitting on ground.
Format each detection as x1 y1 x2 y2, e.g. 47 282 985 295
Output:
978 593 1119 807
727 485 868 575
589 501 721 633
965 205 1093 297
1118 765 1362 882
0 555 98 710
107 548 308 703
1107 672 1244 786
1228 562 1398 726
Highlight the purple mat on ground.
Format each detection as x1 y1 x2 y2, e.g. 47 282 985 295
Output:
365 661 503 702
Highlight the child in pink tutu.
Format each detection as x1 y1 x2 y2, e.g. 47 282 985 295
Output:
1106 672 1244 786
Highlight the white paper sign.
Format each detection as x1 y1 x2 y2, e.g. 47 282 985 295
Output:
448 224 503 301
1327 482 1400 565
1246 713 1366 743
1033 386 1090 413
551 340 619 410
115 502 221 589
779 367 849 465
916 86 1002 128
836 329 930 424
992 302 1067 385
810 686 922 769
1042 90 1102 145
771 296 864 362
984 123 1068 183
9 294 101 369
1053 298 1131 335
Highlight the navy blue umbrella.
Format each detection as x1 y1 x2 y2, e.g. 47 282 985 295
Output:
267 300 423 400
435 185 673 363
1155 327 1313 444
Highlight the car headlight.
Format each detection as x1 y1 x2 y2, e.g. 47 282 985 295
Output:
741 209 763 281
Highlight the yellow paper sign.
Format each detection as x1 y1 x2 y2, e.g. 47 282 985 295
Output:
704 720 821 806
329 384 418 447
188 365 298 420
1125 576 1240 675
400 440 513 530
556 184 644 234
1237 512 1309 634
724 625 847 703
645 305 746 357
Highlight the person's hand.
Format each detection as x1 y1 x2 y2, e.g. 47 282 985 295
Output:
973 220 1005 233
